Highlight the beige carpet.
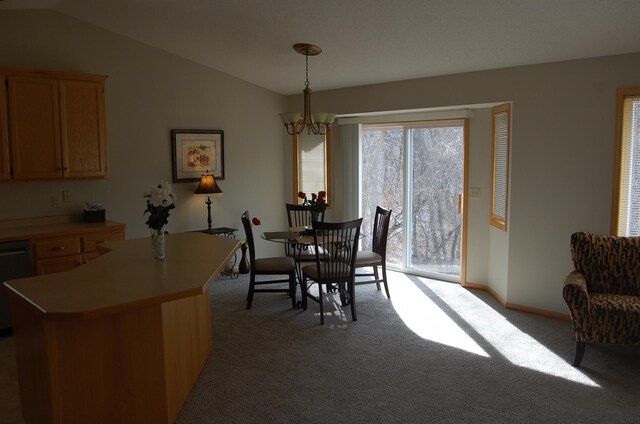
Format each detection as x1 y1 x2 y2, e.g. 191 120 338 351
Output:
176 271 640 423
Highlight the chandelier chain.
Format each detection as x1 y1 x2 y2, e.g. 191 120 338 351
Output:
305 53 310 88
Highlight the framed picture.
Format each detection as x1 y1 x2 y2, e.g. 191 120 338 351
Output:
171 129 224 182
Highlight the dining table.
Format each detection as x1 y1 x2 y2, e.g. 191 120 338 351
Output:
262 227 363 308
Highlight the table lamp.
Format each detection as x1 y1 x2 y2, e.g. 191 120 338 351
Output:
194 171 223 231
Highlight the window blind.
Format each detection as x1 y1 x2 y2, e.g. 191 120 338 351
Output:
618 95 640 236
297 131 327 197
491 104 510 230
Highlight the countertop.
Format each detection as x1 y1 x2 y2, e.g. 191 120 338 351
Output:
0 215 126 243
4 232 241 319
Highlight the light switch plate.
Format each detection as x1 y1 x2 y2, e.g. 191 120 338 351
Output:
470 187 481 199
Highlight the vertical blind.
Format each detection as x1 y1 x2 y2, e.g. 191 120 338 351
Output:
618 95 640 236
491 104 510 230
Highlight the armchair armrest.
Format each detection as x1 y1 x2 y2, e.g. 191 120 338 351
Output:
563 270 590 329
563 270 589 304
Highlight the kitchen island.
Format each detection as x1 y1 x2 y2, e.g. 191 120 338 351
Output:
4 231 240 424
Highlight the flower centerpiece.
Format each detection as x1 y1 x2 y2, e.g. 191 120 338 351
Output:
143 181 176 261
298 190 328 221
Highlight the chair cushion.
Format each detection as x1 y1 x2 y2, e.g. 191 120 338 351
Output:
301 263 352 281
355 250 382 266
255 256 295 273
580 294 640 344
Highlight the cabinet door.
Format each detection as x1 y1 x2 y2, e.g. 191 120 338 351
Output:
0 75 9 180
8 76 62 179
59 80 107 178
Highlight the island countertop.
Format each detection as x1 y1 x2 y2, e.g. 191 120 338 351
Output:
4 231 240 320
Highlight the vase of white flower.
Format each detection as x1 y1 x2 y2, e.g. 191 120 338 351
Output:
150 230 166 261
143 181 176 261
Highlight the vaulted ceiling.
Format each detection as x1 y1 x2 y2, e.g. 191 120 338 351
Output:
2 0 640 95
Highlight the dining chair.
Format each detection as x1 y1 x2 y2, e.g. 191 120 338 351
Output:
301 218 363 325
241 211 297 309
285 203 325 228
354 206 392 299
285 203 325 263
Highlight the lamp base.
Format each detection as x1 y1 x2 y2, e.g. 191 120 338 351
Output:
205 196 213 230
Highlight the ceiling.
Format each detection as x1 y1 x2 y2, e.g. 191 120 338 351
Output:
1 0 640 95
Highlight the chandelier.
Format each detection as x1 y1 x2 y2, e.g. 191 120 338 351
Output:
280 43 336 136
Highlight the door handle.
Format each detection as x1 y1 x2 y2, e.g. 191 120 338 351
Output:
458 193 463 215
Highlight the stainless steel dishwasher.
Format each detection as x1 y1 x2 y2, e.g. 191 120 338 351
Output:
0 240 33 335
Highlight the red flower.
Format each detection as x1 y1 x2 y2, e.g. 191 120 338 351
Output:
317 197 325 204
311 193 317 200
252 217 261 226
318 191 326 198
297 191 306 199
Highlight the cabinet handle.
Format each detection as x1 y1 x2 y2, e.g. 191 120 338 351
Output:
52 245 65 251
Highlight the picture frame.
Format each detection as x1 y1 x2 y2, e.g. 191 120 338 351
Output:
171 129 224 182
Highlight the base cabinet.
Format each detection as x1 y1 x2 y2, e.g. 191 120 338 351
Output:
10 284 212 424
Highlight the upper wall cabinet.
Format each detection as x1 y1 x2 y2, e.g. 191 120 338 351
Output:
0 75 9 180
3 67 108 181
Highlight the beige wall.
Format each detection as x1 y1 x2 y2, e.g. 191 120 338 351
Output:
4 10 640 314
0 10 288 257
285 52 640 314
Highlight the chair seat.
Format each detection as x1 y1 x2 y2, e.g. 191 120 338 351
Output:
355 250 382 266
255 256 296 273
301 263 352 281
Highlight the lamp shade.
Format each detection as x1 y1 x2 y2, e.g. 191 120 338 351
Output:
194 173 223 195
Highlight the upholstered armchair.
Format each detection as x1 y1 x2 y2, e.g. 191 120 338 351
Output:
562 232 640 367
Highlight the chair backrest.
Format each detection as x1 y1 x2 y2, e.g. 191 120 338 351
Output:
311 218 363 284
571 231 640 295
241 211 257 270
371 206 392 257
286 203 325 227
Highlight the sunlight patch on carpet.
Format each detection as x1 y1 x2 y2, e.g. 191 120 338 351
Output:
419 277 600 388
390 273 489 357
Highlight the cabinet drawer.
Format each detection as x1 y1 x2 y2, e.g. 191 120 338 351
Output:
36 254 83 275
82 229 124 253
34 237 81 259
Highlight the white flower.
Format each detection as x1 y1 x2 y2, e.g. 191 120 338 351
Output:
144 181 176 207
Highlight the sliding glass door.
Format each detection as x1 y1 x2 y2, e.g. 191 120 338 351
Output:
360 120 465 282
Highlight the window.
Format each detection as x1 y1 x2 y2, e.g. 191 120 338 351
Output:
491 103 510 231
612 88 640 236
293 127 331 205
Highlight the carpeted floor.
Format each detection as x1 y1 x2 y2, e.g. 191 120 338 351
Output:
176 271 640 423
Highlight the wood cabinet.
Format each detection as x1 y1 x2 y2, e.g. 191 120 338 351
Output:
0 75 9 180
34 236 82 274
32 227 125 275
81 228 125 264
0 217 127 276
2 67 108 181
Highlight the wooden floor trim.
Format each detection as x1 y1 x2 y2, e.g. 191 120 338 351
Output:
463 281 570 321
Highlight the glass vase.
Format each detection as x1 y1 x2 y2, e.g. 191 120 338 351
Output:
151 230 165 261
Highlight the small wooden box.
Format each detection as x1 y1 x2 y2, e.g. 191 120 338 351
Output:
84 209 105 223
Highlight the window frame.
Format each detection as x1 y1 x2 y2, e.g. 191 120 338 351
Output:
611 87 640 235
292 126 331 206
490 103 511 231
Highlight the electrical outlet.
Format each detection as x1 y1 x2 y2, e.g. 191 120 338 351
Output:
51 195 60 208
470 187 481 199
62 190 71 203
